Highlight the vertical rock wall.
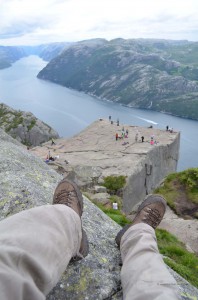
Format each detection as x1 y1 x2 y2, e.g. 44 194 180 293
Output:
123 133 180 213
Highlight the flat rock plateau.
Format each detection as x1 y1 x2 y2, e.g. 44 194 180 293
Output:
31 119 180 213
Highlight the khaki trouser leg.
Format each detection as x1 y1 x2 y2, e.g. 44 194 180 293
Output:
120 223 180 300
0 204 82 300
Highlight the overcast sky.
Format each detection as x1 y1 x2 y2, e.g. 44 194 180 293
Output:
0 0 198 46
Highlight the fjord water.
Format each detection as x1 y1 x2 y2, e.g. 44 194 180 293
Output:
0 55 198 171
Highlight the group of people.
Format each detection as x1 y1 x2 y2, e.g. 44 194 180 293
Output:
166 125 173 133
115 127 129 141
45 151 59 163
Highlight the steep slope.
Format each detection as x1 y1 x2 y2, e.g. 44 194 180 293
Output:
0 103 59 146
37 38 198 120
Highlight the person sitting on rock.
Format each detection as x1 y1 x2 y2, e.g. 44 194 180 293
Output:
49 156 55 161
0 179 179 300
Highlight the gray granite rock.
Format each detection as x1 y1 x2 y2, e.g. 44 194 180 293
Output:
0 103 59 146
90 192 111 205
93 185 107 193
0 128 197 299
32 120 180 214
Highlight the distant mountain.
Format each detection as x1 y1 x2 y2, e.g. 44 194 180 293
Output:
21 42 72 61
37 38 198 120
0 42 72 70
0 46 26 69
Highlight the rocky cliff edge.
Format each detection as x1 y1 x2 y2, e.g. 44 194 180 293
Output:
32 119 180 214
0 127 198 299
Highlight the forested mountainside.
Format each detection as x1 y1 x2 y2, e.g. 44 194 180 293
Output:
37 38 198 120
0 46 26 69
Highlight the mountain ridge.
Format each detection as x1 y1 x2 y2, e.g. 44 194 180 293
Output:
37 38 198 120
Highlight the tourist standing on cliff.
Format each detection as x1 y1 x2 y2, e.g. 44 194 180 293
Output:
0 179 180 300
116 133 118 141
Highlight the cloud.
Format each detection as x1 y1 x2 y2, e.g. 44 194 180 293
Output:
0 0 198 45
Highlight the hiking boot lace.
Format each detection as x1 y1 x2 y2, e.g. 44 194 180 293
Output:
143 207 161 228
55 189 77 208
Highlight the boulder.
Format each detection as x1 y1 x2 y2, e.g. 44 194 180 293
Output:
0 103 59 146
93 185 107 193
90 192 111 205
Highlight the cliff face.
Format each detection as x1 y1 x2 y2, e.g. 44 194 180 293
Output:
0 103 59 146
123 135 180 213
31 119 180 214
37 38 198 120
0 126 197 299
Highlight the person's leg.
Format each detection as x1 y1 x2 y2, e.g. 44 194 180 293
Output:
116 195 180 300
0 179 89 300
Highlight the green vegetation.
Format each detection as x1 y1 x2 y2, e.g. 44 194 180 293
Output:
156 228 198 288
5 113 24 132
27 119 36 131
154 96 198 121
94 202 130 227
102 175 126 193
96 199 198 287
178 168 198 202
85 167 198 287
155 168 198 213
91 195 198 287
0 105 24 133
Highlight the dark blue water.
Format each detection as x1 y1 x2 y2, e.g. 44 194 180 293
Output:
0 55 197 171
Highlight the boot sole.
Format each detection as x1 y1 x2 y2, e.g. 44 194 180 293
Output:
71 229 89 262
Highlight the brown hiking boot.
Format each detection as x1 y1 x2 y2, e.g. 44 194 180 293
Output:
53 178 89 261
115 194 166 248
